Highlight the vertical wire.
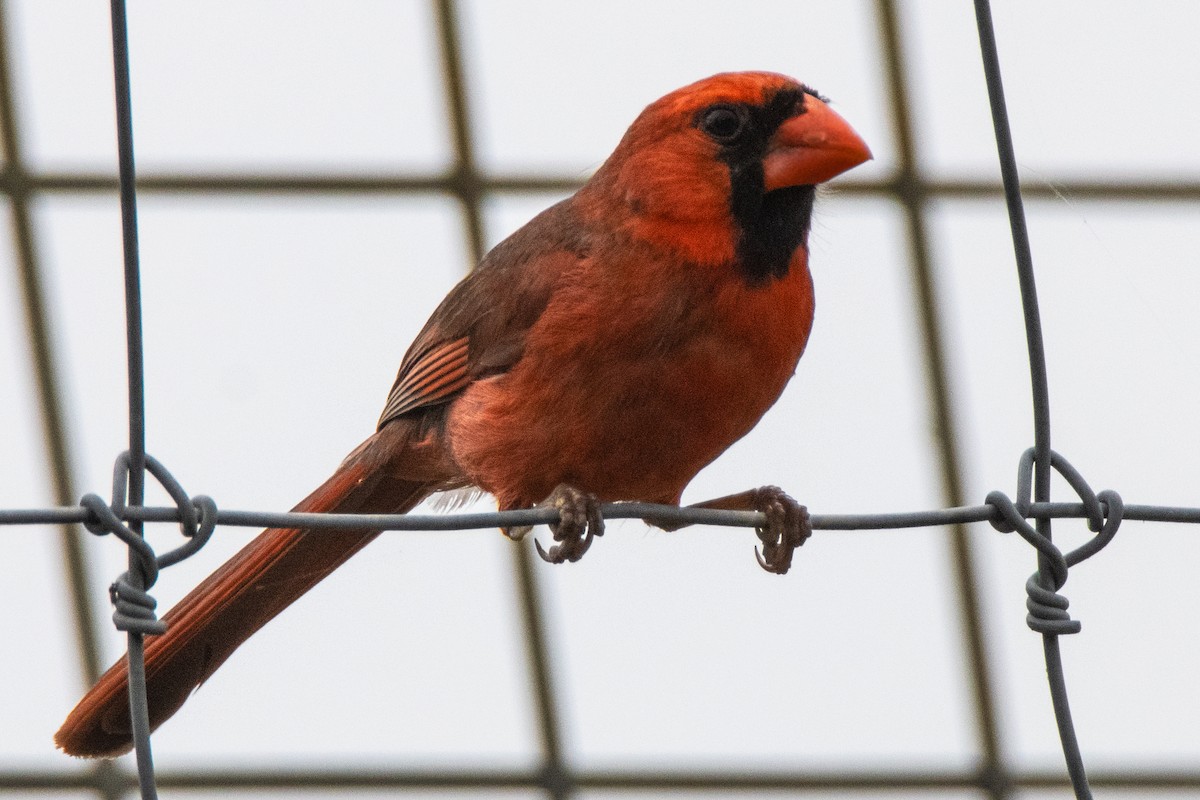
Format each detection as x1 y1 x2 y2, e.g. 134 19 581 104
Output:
972 3 1091 798
431 1 572 796
110 0 145 474
971 2 1051 486
873 2 1009 796
108 1 157 797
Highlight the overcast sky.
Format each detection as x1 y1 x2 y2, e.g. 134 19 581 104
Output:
2 2 1199 798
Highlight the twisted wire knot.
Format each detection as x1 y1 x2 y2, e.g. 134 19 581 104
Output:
80 452 216 634
985 448 1123 635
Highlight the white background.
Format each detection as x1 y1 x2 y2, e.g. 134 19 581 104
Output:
1 1 1198 798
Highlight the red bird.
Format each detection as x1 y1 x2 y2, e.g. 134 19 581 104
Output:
56 71 870 757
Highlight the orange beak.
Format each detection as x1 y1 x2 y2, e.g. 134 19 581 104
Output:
762 96 872 191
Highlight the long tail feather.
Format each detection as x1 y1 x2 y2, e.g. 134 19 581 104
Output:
55 428 438 758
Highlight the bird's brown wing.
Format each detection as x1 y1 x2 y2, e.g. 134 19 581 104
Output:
378 198 589 429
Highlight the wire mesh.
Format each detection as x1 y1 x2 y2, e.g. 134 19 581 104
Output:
3 1 1199 799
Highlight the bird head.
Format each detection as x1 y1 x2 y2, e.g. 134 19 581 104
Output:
580 72 871 277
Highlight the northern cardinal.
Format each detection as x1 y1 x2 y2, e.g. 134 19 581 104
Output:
56 71 870 757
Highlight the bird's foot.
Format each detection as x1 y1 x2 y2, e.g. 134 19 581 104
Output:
534 484 605 564
751 486 811 575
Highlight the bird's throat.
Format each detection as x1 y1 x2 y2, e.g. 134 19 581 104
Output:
732 184 816 286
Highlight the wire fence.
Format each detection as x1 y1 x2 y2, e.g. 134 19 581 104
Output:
4 1 1200 799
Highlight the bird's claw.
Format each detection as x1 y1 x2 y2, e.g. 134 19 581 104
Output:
534 484 604 564
751 486 811 575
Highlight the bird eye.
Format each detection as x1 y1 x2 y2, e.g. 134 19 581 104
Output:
700 105 746 142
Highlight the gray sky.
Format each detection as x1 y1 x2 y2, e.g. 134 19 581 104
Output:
2 0 1198 793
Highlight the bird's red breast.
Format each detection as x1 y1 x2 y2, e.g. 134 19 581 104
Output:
446 238 815 508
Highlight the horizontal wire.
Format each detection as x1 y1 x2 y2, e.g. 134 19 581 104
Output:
7 766 1200 792
5 170 1200 202
3 500 1198 531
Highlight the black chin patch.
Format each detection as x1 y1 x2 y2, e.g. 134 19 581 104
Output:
703 86 819 286
732 184 816 286
720 155 816 284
